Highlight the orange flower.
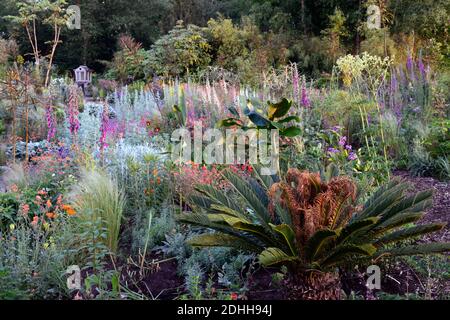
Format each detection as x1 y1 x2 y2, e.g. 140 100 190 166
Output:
46 199 52 208
31 216 39 226
46 212 56 219
62 204 76 216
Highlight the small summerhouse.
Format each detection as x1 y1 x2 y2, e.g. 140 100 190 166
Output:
73 65 93 95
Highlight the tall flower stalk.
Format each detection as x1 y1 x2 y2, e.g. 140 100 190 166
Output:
68 85 80 145
45 98 56 141
99 101 110 164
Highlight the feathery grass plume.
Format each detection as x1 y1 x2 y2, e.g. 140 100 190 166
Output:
71 169 125 254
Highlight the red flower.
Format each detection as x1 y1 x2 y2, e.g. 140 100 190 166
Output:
230 292 238 300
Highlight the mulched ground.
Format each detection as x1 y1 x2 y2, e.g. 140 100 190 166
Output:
393 171 450 243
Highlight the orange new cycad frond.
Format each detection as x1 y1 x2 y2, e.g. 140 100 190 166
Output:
269 169 357 247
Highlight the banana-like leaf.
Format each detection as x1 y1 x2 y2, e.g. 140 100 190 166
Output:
222 170 271 226
270 223 298 256
374 242 450 258
247 111 273 128
259 247 298 266
319 244 377 268
188 233 262 252
268 98 292 121
305 229 339 262
375 223 446 245
277 115 301 124
280 126 302 137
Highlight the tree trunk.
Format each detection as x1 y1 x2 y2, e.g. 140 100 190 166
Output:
284 270 341 300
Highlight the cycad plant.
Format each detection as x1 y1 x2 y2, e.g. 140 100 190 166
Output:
179 167 450 300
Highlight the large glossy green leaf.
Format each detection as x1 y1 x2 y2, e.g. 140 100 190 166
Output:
280 126 302 137
247 111 273 128
267 98 292 121
277 115 301 124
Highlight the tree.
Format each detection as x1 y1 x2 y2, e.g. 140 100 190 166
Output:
5 0 70 87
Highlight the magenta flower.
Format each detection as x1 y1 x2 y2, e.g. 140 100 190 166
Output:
338 136 347 146
68 86 80 137
292 66 300 106
301 76 311 108
99 104 110 151
45 101 56 141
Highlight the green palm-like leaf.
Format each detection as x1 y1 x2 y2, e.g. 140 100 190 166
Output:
375 223 446 245
259 247 298 266
357 182 409 220
375 243 450 258
305 229 339 262
194 184 241 212
373 212 424 234
222 170 271 226
188 233 262 252
213 214 277 246
270 224 298 256
379 190 433 223
320 244 377 268
336 217 379 244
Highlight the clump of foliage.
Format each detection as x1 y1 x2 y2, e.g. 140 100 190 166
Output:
71 169 125 254
145 21 211 78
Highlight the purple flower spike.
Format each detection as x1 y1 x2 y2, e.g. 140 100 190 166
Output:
345 145 352 151
348 152 357 161
328 147 340 154
338 136 347 146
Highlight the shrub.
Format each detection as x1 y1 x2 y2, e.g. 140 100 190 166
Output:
145 22 211 78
